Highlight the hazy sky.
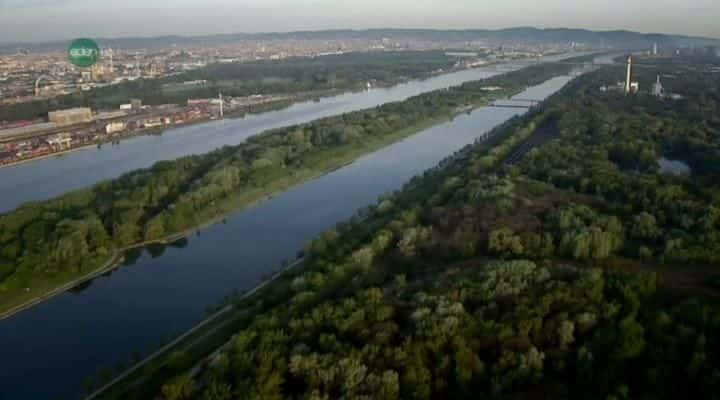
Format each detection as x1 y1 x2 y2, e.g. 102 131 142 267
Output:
1 0 718 42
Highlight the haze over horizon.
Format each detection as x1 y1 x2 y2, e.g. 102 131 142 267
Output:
0 0 718 43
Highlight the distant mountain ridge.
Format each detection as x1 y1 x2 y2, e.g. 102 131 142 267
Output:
1 27 717 54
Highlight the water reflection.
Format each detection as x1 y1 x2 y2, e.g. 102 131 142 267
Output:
146 244 167 259
169 237 190 249
68 280 94 294
123 248 144 266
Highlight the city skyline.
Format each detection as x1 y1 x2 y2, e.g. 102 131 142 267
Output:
1 0 719 42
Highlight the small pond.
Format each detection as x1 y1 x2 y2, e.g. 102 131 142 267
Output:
659 157 692 175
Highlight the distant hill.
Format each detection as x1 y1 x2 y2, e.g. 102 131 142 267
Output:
1 27 717 54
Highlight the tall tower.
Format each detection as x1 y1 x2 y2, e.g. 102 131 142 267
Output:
91 63 105 81
653 42 658 56
108 48 114 75
625 56 633 94
219 91 224 119
35 75 48 97
135 52 141 77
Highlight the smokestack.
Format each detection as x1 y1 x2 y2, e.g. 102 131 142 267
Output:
625 55 633 94
219 91 224 119
109 51 114 74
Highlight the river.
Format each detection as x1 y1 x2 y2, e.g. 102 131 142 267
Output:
0 73 577 400
0 53 584 214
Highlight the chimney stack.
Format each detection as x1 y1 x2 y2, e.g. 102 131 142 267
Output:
625 56 633 94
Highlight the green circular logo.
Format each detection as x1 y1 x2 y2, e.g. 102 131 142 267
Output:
68 38 100 68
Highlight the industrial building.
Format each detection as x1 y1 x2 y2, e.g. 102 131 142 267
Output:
105 121 127 135
119 99 142 111
0 122 57 142
48 108 93 126
46 133 73 150
653 75 665 98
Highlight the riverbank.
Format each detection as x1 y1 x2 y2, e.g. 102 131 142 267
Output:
0 142 97 170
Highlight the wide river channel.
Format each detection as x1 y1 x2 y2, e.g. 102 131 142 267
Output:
0 58 582 399
0 53 581 213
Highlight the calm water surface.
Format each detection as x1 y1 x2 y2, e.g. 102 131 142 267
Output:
659 157 692 175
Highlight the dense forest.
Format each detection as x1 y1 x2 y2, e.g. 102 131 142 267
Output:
0 60 582 314
146 58 720 399
517 62 720 264
1 51 459 123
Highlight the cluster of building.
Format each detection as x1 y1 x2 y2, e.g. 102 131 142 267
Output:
0 50 170 104
0 37 583 106
598 56 641 94
0 91 300 167
640 42 719 58
0 39 403 103
599 55 686 100
0 124 96 165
